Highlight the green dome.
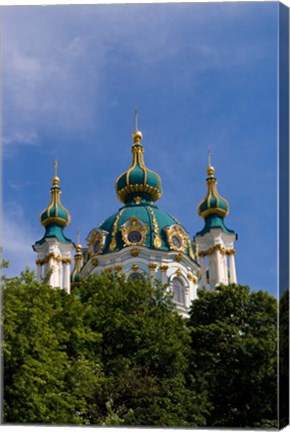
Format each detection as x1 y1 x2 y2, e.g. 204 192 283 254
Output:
115 130 162 205
197 165 229 219
40 176 71 227
93 202 196 261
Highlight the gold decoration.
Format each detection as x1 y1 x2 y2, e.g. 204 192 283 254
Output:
175 253 183 262
109 209 124 251
115 265 123 272
104 267 112 272
133 196 142 205
187 272 194 281
36 253 72 265
91 258 99 267
87 230 105 256
121 217 147 247
198 245 235 257
148 207 162 248
132 263 139 271
176 269 182 277
165 225 188 252
117 183 161 204
130 248 139 257
160 264 168 272
148 263 157 270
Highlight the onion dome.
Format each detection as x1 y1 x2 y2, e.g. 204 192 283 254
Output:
115 128 162 205
198 164 229 218
40 174 71 228
196 159 236 237
34 162 73 246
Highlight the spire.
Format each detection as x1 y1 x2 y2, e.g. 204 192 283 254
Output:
132 109 143 145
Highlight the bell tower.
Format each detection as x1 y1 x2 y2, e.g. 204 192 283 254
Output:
195 155 237 289
32 161 74 292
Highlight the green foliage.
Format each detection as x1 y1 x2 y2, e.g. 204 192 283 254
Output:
76 273 208 426
279 289 289 428
3 273 278 427
188 284 278 428
3 269 102 424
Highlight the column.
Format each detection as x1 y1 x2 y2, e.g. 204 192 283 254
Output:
36 262 42 282
215 250 222 286
200 255 207 288
229 252 237 284
63 261 71 293
160 264 168 284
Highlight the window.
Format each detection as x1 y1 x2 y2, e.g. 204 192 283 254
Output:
128 230 142 243
172 278 185 305
129 272 144 282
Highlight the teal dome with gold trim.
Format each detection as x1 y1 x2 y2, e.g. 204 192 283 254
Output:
197 165 229 219
34 165 73 246
196 163 236 237
115 129 162 205
86 129 197 262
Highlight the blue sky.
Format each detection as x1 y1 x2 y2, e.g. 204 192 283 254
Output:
2 2 279 295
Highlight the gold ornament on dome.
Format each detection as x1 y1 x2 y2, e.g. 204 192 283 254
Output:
165 225 188 252
87 230 106 256
121 217 147 247
148 207 162 248
109 209 124 251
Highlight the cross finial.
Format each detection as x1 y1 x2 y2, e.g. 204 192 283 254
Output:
208 148 211 167
54 159 58 177
77 228 80 245
135 108 139 131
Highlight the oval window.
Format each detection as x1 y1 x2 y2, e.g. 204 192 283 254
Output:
128 230 142 243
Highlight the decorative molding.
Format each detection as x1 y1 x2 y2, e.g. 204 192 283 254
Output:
160 264 168 272
130 248 139 257
198 245 235 257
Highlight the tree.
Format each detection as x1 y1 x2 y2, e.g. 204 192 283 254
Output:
279 289 289 428
3 269 102 424
3 270 209 426
188 284 277 428
76 272 209 426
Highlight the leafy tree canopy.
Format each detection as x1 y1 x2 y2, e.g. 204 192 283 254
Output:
188 284 277 428
2 270 278 427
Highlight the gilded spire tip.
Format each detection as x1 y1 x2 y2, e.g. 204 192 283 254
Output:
52 160 60 187
132 108 143 144
206 148 215 177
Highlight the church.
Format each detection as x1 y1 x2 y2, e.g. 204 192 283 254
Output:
32 122 238 316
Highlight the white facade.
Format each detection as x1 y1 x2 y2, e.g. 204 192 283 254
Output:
33 237 74 292
195 227 237 289
81 244 199 317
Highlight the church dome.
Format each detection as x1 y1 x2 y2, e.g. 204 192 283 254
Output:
197 165 229 219
40 175 71 228
95 202 195 260
115 129 162 205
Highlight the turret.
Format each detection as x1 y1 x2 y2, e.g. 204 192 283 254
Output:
32 161 74 292
195 153 237 288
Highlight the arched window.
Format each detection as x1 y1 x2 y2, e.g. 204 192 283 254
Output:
129 272 144 282
172 278 185 305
